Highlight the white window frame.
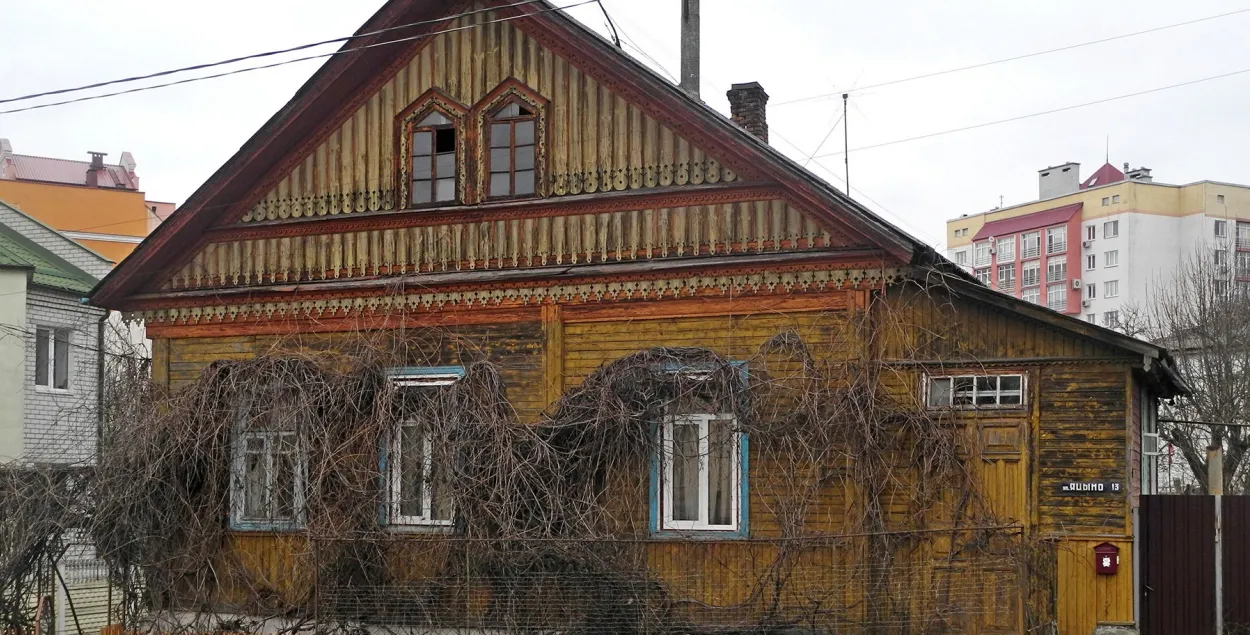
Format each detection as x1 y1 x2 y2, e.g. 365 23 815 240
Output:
925 374 1026 410
973 241 992 267
230 425 306 529
954 250 968 266
996 263 1015 292
1021 232 1040 259
1087 283 1097 300
389 422 453 527
1086 225 1096 241
1087 313 1097 323
1105 280 1119 298
1021 260 1040 288
1046 227 1067 254
975 268 991 285
1046 257 1067 283
1047 283 1067 311
1021 287 1040 304
1105 250 1119 268
1104 220 1120 239
1215 220 1227 238
1104 311 1120 328
34 326 71 392
1087 254 1096 271
387 368 462 527
660 413 741 532
1214 249 1229 268
996 237 1016 263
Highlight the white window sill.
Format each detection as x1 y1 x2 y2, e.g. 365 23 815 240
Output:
386 522 455 534
35 386 72 395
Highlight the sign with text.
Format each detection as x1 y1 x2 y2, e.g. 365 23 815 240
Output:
1057 481 1122 495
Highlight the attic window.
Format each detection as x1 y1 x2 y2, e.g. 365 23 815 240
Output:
488 102 537 199
411 111 458 205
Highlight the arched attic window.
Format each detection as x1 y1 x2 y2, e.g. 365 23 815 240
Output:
396 90 468 208
474 80 548 201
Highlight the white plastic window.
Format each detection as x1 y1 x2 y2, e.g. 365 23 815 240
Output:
34 327 70 390
661 414 740 531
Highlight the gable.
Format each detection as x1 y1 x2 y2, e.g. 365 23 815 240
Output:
239 6 740 224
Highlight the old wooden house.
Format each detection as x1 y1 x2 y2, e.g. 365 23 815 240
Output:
90 1 1185 633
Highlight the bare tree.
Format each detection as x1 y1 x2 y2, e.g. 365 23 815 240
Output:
1123 246 1250 494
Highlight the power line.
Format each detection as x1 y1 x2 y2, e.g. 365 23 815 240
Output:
811 66 1250 159
773 6 1250 106
0 0 546 106
0 0 598 116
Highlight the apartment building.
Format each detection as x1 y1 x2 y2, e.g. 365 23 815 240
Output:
0 138 173 263
947 161 1250 328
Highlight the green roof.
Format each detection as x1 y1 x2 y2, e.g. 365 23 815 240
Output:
0 220 99 295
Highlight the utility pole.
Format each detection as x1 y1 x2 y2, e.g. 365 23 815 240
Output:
842 93 849 192
679 0 700 98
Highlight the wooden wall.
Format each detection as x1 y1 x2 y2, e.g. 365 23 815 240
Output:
144 283 1144 632
241 4 733 225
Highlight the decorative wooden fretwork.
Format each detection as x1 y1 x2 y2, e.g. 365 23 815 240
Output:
238 10 738 223
395 89 471 208
140 266 907 325
170 200 841 290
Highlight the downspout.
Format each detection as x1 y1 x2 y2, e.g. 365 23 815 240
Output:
96 313 106 456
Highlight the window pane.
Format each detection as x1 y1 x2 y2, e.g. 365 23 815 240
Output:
430 445 453 521
490 123 510 148
35 328 49 386
975 376 996 393
928 378 951 407
497 103 521 118
515 170 535 195
435 152 455 175
952 377 975 405
412 131 432 156
244 443 267 519
399 424 425 518
435 178 456 202
515 120 535 146
1000 376 1022 391
515 144 535 170
999 393 1022 405
434 128 456 154
671 423 700 521
490 148 511 171
708 420 735 526
490 172 511 197
412 157 432 179
53 331 69 390
412 179 431 204
272 434 298 520
418 111 452 127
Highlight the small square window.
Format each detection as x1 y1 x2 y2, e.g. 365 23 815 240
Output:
1101 197 1110 206
1112 194 1121 204
1218 194 1226 204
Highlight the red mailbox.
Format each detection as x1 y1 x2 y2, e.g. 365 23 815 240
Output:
1094 542 1119 575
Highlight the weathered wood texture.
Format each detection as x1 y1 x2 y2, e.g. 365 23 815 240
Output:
241 7 734 225
169 200 837 290
1056 538 1133 635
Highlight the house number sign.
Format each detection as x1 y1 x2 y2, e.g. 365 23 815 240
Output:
1058 481 1122 495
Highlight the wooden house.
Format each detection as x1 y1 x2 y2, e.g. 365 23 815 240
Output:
90 2 1185 633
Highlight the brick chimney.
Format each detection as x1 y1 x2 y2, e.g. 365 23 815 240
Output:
85 151 106 188
727 82 769 143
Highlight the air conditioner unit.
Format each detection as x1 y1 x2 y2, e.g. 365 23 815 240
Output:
1082 299 1093 307
1072 279 1083 289
1082 240 1094 248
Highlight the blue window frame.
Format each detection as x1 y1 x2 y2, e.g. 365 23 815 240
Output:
378 366 464 529
229 396 306 532
649 362 749 537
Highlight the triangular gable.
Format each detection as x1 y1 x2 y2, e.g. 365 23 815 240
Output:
93 0 926 307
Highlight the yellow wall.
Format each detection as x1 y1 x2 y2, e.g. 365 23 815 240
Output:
1057 538 1133 635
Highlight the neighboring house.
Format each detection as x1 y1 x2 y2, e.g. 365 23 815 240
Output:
947 161 1250 329
0 200 109 465
91 2 1185 634
0 138 174 263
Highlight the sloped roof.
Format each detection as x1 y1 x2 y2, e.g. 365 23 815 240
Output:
3 154 137 189
0 203 99 294
1080 162 1125 190
972 203 1082 241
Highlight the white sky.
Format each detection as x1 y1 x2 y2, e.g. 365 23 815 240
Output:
3 0 1249 249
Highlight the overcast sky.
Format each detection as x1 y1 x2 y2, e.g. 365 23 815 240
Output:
3 0 1249 249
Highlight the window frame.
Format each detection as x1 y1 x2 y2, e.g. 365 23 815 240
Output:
229 400 307 532
1086 225 1096 241
33 326 71 392
395 89 469 209
1215 220 1228 238
650 363 749 537
1104 220 1120 239
924 373 1027 410
996 236 1016 263
473 79 549 202
973 241 992 267
1105 250 1119 268
1086 254 1096 271
485 102 538 200
1046 226 1067 254
383 366 464 529
996 263 1015 292
1021 260 1040 288
1046 283 1067 311
1021 232 1040 259
658 413 743 533
1105 280 1120 298
1021 287 1040 304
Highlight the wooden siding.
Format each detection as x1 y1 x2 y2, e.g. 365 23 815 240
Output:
1056 538 1133 635
241 7 734 224
168 200 836 290
1038 365 1129 534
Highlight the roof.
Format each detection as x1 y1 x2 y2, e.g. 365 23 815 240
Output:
1081 162 1125 190
0 203 100 294
2 154 137 189
972 202 1082 241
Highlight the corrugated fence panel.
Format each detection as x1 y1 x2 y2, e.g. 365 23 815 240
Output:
1141 495 1215 635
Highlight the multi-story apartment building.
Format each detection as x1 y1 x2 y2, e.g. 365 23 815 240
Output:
0 138 173 263
947 161 1250 328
